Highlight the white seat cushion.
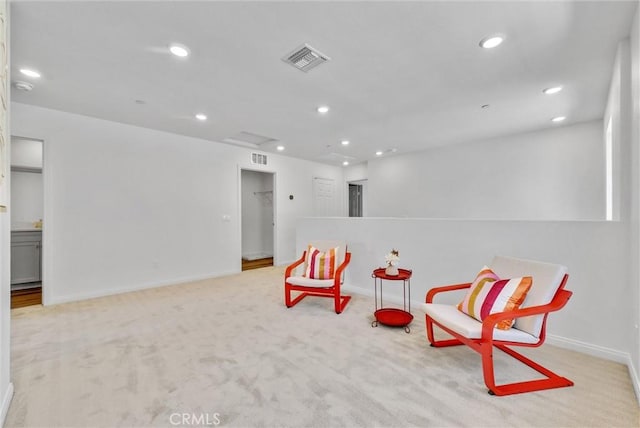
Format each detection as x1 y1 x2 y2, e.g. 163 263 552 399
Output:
287 276 335 288
421 303 539 345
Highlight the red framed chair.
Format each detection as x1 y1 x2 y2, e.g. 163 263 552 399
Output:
284 240 351 314
423 256 573 396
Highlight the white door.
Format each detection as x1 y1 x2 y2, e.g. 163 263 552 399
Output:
313 177 338 216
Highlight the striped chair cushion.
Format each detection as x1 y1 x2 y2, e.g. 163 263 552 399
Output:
304 246 338 280
458 266 532 330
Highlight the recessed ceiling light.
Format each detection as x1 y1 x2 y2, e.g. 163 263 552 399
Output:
276 145 285 151
169 43 190 57
342 161 349 166
551 116 566 123
317 105 330 114
479 35 504 49
195 113 207 121
543 86 563 95
375 151 383 156
19 68 41 78
341 140 350 146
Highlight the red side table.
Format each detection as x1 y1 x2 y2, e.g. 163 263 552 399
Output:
371 268 413 333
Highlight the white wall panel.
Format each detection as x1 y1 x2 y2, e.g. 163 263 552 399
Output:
367 121 605 220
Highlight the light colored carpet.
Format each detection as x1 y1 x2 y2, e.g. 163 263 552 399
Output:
5 266 640 427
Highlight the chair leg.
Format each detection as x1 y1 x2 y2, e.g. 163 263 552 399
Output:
285 283 351 314
284 283 292 308
335 295 351 314
285 283 309 308
426 315 437 344
425 315 464 347
287 292 309 308
482 344 573 396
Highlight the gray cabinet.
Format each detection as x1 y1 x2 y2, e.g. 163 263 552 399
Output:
11 231 42 285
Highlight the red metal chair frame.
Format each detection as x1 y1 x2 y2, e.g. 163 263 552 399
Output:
425 274 573 396
284 250 352 314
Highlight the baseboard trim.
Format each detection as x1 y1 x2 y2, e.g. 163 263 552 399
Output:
547 334 640 405
628 357 640 406
1 382 14 426
546 334 629 364
46 270 240 305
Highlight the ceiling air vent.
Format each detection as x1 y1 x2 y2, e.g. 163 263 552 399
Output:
282 43 330 73
251 153 268 166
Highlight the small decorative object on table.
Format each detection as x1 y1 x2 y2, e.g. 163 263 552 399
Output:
385 249 399 276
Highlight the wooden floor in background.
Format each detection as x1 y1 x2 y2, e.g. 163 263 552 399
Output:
11 286 42 309
242 257 273 271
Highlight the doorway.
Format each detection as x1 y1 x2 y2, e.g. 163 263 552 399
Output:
10 136 44 308
348 180 367 217
349 184 363 217
240 169 275 271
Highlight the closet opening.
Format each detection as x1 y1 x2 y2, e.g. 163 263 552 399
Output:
240 169 275 271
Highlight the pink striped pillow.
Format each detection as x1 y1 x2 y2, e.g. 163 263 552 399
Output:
458 266 532 330
304 246 338 280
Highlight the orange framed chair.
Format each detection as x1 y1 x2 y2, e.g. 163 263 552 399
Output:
284 240 351 314
423 256 573 396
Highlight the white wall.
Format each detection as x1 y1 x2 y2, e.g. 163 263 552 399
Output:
10 102 345 305
628 5 640 403
603 12 640 401
241 169 273 258
10 137 42 169
10 137 44 227
274 156 345 260
368 120 605 220
0 173 9 424
0 0 12 423
605 41 629 224
10 171 42 227
296 217 630 362
344 162 367 183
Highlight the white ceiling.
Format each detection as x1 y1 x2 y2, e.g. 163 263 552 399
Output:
9 1 638 166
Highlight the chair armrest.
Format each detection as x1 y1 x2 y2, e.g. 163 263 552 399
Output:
285 252 307 278
481 289 573 340
333 251 351 285
426 283 472 303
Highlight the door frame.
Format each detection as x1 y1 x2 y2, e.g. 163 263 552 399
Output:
10 135 48 304
238 166 277 266
346 179 367 217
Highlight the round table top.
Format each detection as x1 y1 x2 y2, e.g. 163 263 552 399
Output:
372 267 412 280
